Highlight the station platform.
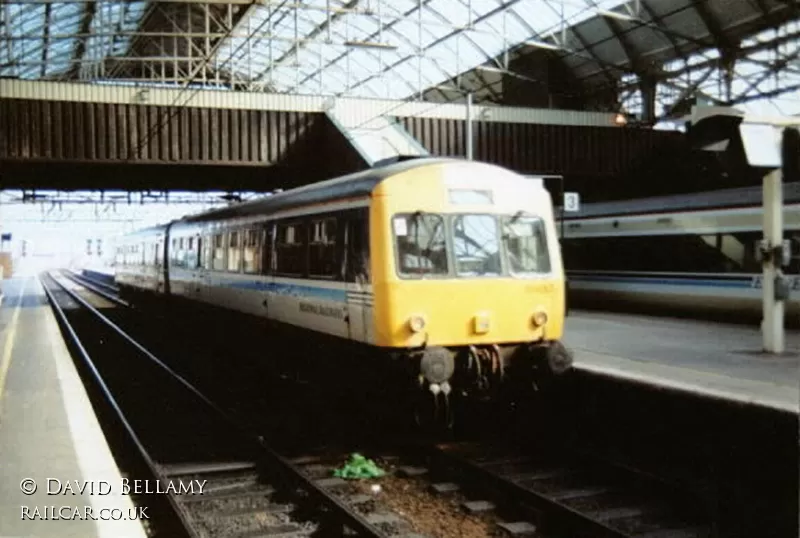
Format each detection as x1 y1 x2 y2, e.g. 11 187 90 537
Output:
80 269 115 287
566 310 800 413
78 265 116 287
0 276 148 538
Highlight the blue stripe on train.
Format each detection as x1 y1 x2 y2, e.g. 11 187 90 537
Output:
169 271 350 302
212 280 348 302
568 274 752 288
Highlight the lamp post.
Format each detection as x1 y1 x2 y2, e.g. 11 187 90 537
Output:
688 106 799 353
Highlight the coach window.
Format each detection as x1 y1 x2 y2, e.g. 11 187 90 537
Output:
227 231 242 272
394 213 448 277
186 237 196 268
182 237 190 267
213 233 225 271
276 222 307 276
502 216 551 275
453 214 501 276
243 229 261 274
345 212 370 282
202 234 213 270
260 224 275 275
309 218 337 278
194 237 202 269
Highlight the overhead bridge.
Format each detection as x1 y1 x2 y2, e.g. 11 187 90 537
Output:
0 80 682 191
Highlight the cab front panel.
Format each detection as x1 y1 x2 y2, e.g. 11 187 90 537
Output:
368 162 566 350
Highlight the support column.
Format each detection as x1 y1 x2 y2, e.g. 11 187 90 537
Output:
640 75 657 125
762 168 784 353
465 92 473 161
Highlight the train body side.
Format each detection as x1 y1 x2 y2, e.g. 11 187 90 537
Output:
114 226 168 296
560 185 800 322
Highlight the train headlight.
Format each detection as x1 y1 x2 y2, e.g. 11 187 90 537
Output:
408 314 427 333
532 309 548 327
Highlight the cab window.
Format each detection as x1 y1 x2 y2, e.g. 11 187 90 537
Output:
503 216 551 274
394 213 448 276
453 214 501 276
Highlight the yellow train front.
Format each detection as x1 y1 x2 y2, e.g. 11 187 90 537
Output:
368 159 572 418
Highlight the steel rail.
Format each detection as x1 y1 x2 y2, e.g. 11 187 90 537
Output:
426 443 700 538
43 271 388 538
40 272 198 538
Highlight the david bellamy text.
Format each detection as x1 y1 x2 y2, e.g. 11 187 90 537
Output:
45 479 208 495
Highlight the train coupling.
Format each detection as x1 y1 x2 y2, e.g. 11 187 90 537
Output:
535 341 573 377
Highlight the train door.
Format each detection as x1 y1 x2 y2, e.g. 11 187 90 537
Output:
197 228 216 307
163 223 173 295
191 233 204 300
260 222 275 320
154 239 163 293
344 210 371 343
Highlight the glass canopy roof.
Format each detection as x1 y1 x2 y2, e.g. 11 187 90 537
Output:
1 1 798 120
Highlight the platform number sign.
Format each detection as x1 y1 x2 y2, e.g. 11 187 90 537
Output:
564 192 580 213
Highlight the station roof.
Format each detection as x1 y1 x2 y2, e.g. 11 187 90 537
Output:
1 0 798 122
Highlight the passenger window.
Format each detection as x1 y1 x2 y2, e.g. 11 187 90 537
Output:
261 224 274 275
243 229 261 274
228 231 241 272
395 213 448 276
213 234 225 271
309 218 337 278
346 212 370 283
275 222 307 276
195 237 202 269
202 235 213 270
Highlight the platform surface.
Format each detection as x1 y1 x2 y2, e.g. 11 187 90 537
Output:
566 310 800 413
0 276 148 538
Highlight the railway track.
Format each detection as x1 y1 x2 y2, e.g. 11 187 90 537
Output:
419 442 710 538
67 269 120 296
55 269 780 538
41 271 405 538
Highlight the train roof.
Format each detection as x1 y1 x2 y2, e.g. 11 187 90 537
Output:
565 182 800 219
178 157 463 224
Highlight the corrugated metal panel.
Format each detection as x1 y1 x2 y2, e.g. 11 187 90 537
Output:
0 97 320 165
402 117 684 176
0 79 620 127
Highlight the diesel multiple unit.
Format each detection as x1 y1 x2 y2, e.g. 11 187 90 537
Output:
115 158 573 423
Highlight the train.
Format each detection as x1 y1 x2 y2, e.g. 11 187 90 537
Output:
560 182 800 324
115 158 573 426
